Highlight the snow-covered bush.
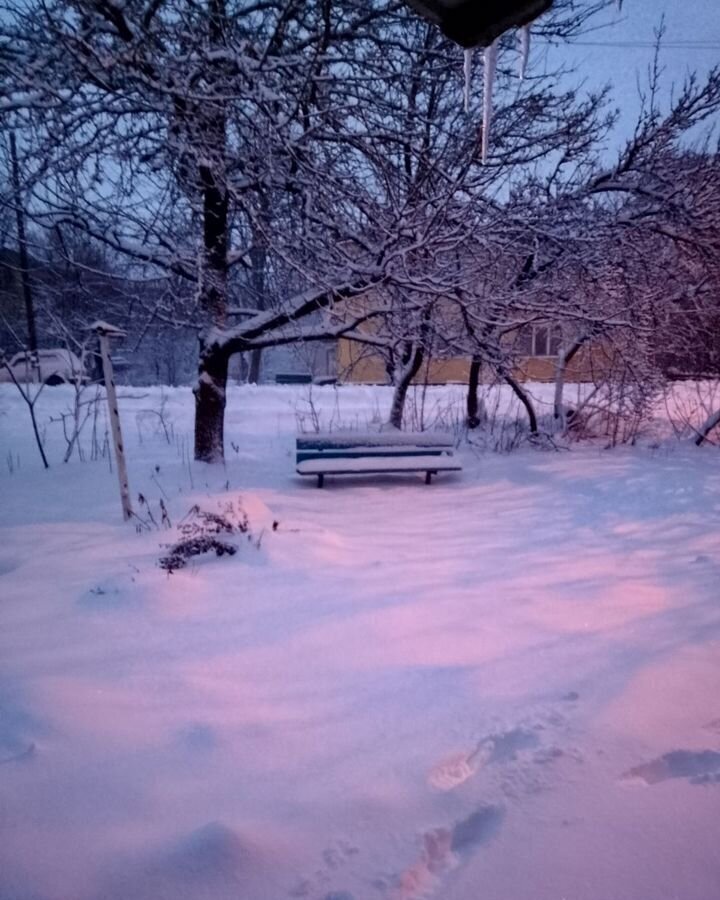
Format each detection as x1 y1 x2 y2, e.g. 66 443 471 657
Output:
159 499 258 574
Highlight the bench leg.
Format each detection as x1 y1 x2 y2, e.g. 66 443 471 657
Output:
425 471 432 485
317 474 324 489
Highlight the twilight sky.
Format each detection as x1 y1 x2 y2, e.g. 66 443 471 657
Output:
541 0 720 151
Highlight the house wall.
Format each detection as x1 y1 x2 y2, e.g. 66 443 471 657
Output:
337 340 471 383
336 338 613 385
514 342 614 383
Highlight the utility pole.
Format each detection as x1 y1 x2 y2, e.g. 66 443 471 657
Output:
9 131 38 355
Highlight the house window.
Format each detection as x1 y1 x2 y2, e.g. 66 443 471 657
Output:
517 324 562 357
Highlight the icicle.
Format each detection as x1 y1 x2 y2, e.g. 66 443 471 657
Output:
519 25 530 80
463 47 473 113
481 39 498 165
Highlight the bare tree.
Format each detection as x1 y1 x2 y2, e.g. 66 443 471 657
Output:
0 0 615 458
3 0 717 459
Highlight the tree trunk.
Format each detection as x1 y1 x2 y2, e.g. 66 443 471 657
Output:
9 131 38 354
193 207 229 461
194 340 229 463
466 355 482 428
248 348 263 384
506 373 538 434
194 133 229 462
388 343 425 429
553 338 585 428
246 226 268 385
191 0 230 462
695 408 720 446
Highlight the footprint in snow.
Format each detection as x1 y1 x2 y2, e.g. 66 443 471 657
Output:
289 839 359 897
622 749 720 785
427 727 540 791
394 805 503 899
427 751 478 791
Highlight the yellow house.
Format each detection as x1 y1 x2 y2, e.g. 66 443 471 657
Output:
337 323 613 385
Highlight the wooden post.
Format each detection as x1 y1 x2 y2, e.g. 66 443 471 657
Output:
91 322 133 521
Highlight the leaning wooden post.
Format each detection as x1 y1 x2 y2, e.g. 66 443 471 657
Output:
90 321 133 521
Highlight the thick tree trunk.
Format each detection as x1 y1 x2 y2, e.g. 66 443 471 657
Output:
193 234 229 461
194 340 229 463
192 137 228 460
191 0 230 462
248 348 263 384
466 355 482 428
388 343 425 429
192 169 228 460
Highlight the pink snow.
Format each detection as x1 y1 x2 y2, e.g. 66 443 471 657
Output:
0 383 719 900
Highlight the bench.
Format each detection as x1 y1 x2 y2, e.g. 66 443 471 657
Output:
275 373 313 384
296 432 462 488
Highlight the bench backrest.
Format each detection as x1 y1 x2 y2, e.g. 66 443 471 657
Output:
296 432 454 463
275 373 313 384
297 432 453 451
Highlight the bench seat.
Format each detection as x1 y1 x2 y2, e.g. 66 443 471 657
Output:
296 434 461 487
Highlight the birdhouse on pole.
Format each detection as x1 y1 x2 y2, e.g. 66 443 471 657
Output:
405 0 554 48
91 320 127 340
90 321 133 522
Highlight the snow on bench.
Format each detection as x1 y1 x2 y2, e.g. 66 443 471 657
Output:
296 432 462 488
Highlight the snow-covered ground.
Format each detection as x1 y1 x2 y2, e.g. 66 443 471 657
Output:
1 383 719 900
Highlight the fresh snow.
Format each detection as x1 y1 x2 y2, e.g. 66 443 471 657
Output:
1 383 720 900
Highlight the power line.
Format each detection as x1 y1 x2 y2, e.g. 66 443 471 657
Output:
552 39 720 50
